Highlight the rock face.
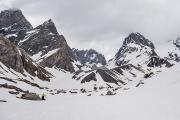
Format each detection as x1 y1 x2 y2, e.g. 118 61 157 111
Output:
96 68 120 85
72 48 106 66
19 19 60 55
0 35 52 81
0 35 24 73
0 9 33 45
81 72 97 83
18 19 75 72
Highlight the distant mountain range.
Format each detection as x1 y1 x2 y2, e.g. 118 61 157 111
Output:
0 9 180 99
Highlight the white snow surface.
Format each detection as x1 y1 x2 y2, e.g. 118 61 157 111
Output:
5 34 17 38
1 62 180 120
31 48 60 62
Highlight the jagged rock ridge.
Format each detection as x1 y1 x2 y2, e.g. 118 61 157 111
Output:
72 48 106 66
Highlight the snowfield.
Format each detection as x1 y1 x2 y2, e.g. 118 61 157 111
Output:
1 63 180 120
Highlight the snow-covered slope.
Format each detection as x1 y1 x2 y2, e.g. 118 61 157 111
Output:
1 61 180 120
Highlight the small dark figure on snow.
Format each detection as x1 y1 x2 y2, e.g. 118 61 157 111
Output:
42 93 46 100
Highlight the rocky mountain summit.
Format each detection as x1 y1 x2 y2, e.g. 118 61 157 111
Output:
0 9 33 45
18 19 75 72
72 48 106 66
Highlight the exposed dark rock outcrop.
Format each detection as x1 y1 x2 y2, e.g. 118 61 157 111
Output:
0 100 7 102
106 90 115 95
20 93 41 100
144 72 154 78
147 56 173 68
96 69 119 85
9 91 20 95
81 72 97 83
167 52 180 62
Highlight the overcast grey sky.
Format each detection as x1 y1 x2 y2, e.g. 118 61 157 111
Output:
1 0 180 59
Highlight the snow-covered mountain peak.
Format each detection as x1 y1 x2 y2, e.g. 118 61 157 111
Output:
42 19 54 26
111 32 157 67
